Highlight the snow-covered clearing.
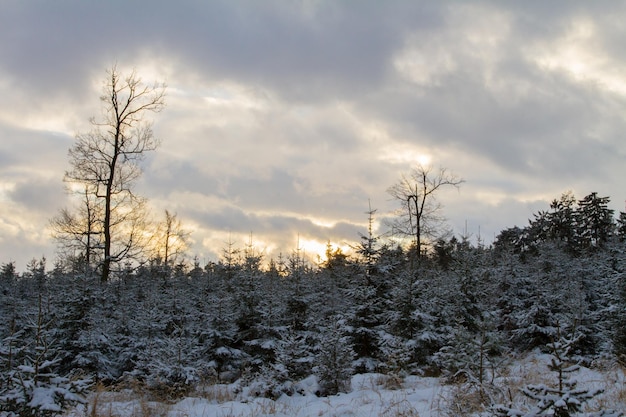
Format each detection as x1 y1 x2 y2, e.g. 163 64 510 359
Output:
64 353 626 417
172 375 439 417
66 374 441 417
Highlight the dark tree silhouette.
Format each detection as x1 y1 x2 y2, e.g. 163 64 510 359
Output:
60 66 165 282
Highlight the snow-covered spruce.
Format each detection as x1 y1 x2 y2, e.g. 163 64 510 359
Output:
492 328 622 417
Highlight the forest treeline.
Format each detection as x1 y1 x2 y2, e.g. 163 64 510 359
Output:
1 190 626 415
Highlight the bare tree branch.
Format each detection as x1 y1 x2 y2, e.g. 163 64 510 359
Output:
53 66 166 282
387 163 463 260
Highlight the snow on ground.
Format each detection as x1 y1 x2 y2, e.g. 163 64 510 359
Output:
65 353 626 417
65 374 444 417
167 375 442 417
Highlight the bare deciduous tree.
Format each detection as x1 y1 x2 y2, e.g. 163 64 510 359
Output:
50 185 102 273
152 210 190 267
57 65 166 282
387 164 463 259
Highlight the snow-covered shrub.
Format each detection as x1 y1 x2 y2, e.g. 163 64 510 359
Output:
274 330 314 381
0 360 91 417
245 363 296 399
434 314 504 387
378 333 413 379
314 316 354 396
0 295 91 417
493 328 622 417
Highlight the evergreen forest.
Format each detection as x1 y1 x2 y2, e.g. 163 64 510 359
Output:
1 190 626 416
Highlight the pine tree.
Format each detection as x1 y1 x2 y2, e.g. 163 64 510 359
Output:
576 192 614 249
285 248 310 332
435 314 502 382
616 212 626 241
546 192 577 250
0 262 17 287
314 316 354 396
256 330 315 399
613 258 626 358
493 326 617 417
0 294 91 416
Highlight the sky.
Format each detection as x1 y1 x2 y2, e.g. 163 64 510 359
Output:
2 1 626 270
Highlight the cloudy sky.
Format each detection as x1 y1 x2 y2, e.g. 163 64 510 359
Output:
2 1 626 269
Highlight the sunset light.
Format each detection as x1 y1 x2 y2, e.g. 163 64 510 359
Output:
2 3 626 416
0 1 624 270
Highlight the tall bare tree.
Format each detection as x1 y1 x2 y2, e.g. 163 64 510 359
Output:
388 164 463 259
59 65 166 282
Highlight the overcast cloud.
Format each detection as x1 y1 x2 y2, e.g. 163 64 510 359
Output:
2 1 626 269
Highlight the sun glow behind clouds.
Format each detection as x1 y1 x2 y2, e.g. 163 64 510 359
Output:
298 238 351 264
379 146 432 167
195 229 350 266
309 217 337 228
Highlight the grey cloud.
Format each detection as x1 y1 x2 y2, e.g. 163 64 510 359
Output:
0 230 51 271
159 1 444 102
0 3 108 98
361 51 620 179
145 160 373 229
0 1 444 102
141 159 222 198
1 131 71 167
0 126 72 187
187 202 360 241
327 221 364 242
448 197 546 245
8 178 65 214
0 149 16 167
3 1 626 267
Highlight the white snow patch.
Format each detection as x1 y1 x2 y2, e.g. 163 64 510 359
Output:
64 354 626 417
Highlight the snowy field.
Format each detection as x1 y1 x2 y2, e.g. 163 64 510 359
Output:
64 353 626 417
65 374 443 417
